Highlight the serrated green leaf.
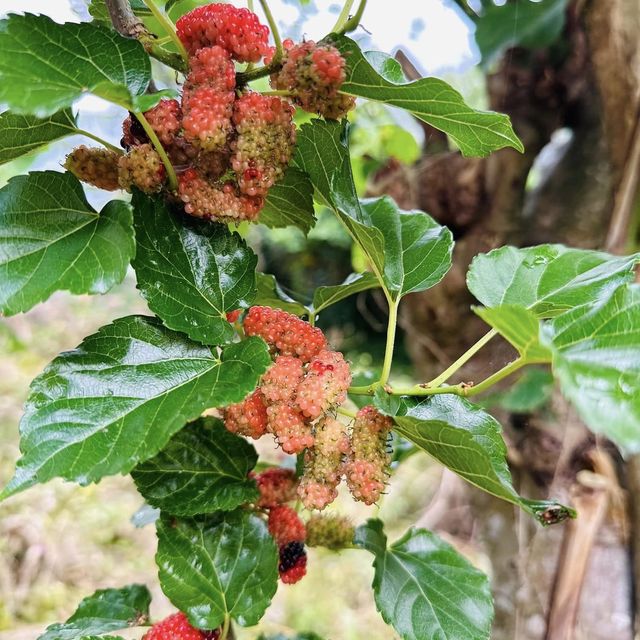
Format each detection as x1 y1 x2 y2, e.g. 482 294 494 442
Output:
375 392 573 524
132 417 259 515
355 519 493 640
327 34 523 157
0 171 134 316
37 585 151 640
260 167 316 233
0 14 150 116
1 317 271 499
156 510 278 629
132 192 257 345
255 272 308 316
360 196 454 299
476 0 569 66
312 272 379 314
0 110 77 164
467 244 640 317
474 305 551 362
544 284 640 455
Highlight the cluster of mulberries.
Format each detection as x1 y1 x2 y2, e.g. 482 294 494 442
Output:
223 306 351 459
142 612 219 640
270 40 356 120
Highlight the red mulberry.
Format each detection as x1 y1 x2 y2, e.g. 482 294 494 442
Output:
64 145 120 191
144 99 182 147
345 406 393 505
271 41 356 119
266 402 313 454
261 356 304 404
118 144 166 194
176 4 270 62
268 505 306 545
253 467 298 508
231 92 296 197
296 350 351 419
182 85 235 153
143 612 211 640
243 307 327 363
223 389 268 439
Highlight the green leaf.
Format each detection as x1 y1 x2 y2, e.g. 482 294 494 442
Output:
0 171 134 316
474 305 551 362
355 519 493 640
360 196 454 299
544 284 640 455
132 192 257 345
312 272 379 314
260 167 316 233
132 417 259 515
0 109 77 164
1 317 270 499
255 272 308 316
0 14 150 116
467 244 640 317
37 584 150 640
476 0 569 66
327 34 523 157
156 510 278 629
375 392 574 524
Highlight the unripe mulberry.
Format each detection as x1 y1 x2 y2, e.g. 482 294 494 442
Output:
186 46 236 92
182 85 235 153
243 306 327 362
305 514 355 550
231 92 296 197
266 402 313 454
178 169 263 222
143 612 211 640
345 406 393 505
64 145 120 191
253 467 298 507
176 4 270 62
261 356 304 404
223 389 268 439
278 541 307 584
271 41 356 119
121 114 148 149
298 416 348 510
144 99 182 147
296 350 351 419
268 505 306 545
118 144 166 194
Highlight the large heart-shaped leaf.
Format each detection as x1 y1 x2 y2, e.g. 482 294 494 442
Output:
0 14 151 116
0 109 77 164
0 171 134 316
37 585 151 640
132 417 259 515
1 317 270 499
360 196 453 300
156 510 278 629
355 519 493 640
260 167 316 233
132 193 257 345
312 272 379 314
545 284 640 454
467 244 639 317
475 0 569 66
327 34 523 158
375 392 573 524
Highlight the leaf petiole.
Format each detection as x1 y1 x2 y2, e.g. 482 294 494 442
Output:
332 0 356 33
73 128 123 155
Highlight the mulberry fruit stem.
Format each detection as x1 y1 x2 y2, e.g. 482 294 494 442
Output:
74 128 123 155
257 0 283 65
140 0 190 67
132 111 178 191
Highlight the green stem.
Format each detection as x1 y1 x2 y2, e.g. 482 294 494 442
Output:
332 0 356 32
338 0 368 34
219 616 231 640
426 329 498 388
465 357 527 397
248 0 254 10
133 111 178 191
236 60 281 85
379 298 399 387
337 405 357 419
74 128 123 154
260 89 294 97
141 0 190 67
450 0 479 21
384 383 469 397
258 0 283 64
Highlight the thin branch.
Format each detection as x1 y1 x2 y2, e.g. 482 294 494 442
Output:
332 0 356 33
338 0 368 34
74 128 123 154
259 0 283 66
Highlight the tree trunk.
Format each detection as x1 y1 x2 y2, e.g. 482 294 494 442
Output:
373 0 640 637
